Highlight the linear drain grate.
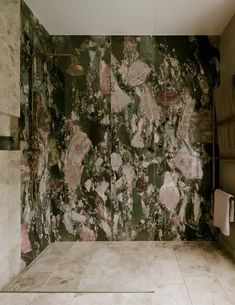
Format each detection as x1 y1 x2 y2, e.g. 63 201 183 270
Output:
1 291 155 294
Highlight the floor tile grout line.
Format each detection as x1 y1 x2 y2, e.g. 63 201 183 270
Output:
199 242 235 299
191 243 234 305
199 242 217 275
173 248 194 305
214 274 235 304
187 251 234 305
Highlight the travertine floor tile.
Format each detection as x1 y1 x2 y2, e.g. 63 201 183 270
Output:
202 247 235 277
184 275 233 305
216 275 235 303
4 239 235 305
0 293 35 305
0 293 154 305
30 293 75 305
71 293 116 305
5 271 51 292
149 247 184 283
152 282 192 305
112 293 153 305
43 272 80 292
78 276 154 292
174 244 212 276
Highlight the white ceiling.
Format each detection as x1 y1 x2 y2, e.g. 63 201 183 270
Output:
24 0 235 35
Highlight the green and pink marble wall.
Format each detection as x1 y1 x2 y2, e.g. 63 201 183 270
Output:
20 1 54 264
21 1 220 264
50 35 219 243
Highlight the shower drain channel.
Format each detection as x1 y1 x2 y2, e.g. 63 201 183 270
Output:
1 291 155 294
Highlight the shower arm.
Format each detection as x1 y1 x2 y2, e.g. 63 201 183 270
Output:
31 52 78 63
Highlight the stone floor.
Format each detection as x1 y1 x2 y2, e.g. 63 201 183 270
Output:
1 241 235 304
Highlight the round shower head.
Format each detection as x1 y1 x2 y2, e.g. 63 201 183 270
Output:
66 62 85 76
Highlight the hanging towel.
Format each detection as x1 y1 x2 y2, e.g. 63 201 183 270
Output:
213 189 235 236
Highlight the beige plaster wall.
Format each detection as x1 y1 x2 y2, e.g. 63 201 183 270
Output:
0 0 21 289
215 14 235 257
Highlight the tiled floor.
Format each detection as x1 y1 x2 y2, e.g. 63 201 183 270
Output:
1 241 235 304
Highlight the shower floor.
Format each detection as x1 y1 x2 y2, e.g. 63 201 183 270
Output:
2 241 235 304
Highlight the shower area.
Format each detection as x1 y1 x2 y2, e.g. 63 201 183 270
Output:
21 0 217 269
4 0 235 300
19 2 220 262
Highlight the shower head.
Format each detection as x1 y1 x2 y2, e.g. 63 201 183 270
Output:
66 62 85 76
43 53 85 77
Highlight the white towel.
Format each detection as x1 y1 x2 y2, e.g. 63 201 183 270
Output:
213 189 235 236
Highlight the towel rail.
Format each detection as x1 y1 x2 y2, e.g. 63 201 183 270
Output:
214 157 235 162
216 115 235 127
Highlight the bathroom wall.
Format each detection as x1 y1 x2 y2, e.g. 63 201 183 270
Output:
49 36 219 242
0 0 21 288
20 1 54 264
216 15 235 257
49 35 112 242
21 1 220 263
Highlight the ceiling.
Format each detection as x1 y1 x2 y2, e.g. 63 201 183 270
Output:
24 0 235 35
